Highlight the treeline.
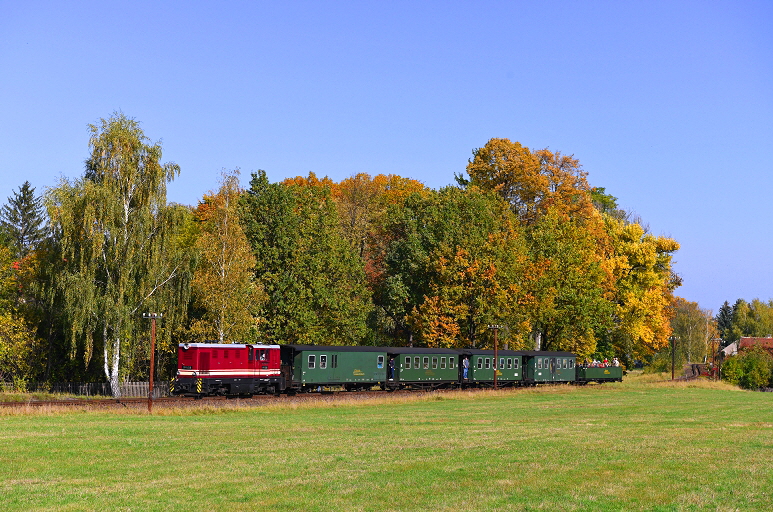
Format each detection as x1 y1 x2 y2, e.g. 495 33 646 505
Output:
716 299 773 342
0 113 681 392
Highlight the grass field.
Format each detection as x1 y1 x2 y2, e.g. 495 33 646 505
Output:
1 373 771 511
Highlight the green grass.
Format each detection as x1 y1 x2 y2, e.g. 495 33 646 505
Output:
1 375 771 511
0 391 110 402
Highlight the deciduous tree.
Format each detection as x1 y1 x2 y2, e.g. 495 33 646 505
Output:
527 207 612 356
189 171 265 342
242 171 371 345
45 113 194 396
603 216 680 362
379 186 535 348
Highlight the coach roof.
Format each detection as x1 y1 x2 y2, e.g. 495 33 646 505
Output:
282 344 388 352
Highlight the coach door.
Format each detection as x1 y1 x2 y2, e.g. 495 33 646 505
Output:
549 357 557 381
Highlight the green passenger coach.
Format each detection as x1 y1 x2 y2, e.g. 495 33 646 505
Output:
386 347 461 390
575 364 623 383
461 349 524 387
520 351 576 384
281 345 387 392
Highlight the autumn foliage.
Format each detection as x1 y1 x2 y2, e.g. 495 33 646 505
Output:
0 122 682 383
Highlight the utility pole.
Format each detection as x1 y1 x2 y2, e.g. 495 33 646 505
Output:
670 336 676 381
143 313 163 413
711 338 722 380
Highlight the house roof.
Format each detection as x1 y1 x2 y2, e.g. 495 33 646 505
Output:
738 337 773 355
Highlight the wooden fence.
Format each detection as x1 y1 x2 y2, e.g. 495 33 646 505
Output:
5 381 170 398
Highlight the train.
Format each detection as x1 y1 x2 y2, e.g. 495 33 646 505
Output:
171 343 623 397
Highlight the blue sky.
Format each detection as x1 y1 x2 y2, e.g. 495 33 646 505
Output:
1 1 771 312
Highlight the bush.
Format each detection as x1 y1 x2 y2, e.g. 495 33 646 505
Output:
644 350 684 374
722 346 773 390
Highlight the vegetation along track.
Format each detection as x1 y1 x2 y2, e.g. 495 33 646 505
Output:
0 389 430 410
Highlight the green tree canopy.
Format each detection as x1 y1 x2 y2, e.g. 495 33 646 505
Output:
45 113 195 396
241 171 372 345
189 170 265 343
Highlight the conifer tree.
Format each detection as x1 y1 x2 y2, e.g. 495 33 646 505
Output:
0 181 47 259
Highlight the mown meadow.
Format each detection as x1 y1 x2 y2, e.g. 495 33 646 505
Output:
1 373 771 511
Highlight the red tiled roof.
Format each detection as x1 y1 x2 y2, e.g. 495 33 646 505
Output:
738 337 773 354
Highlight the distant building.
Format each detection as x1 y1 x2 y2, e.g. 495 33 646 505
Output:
721 342 738 358
738 337 773 357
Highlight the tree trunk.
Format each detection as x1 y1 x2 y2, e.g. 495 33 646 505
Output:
103 328 121 398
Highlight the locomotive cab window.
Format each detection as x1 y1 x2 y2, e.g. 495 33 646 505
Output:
405 356 411 369
248 348 253 361
258 350 268 361
320 355 327 369
377 356 385 369
308 355 316 369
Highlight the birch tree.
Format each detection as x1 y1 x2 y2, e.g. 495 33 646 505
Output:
189 171 264 342
46 113 193 396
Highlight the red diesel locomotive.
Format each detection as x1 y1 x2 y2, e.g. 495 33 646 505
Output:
172 343 284 396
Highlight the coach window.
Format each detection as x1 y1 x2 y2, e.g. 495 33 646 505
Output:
414 356 420 369
308 355 316 369
332 354 338 368
507 358 512 369
569 360 574 369
440 357 446 369
544 358 549 369
377 355 385 369
320 355 327 369
423 357 429 369
449 357 455 369
499 358 505 369
477 358 483 369
405 356 411 369
537 358 542 370
563 359 568 369
432 357 438 369
514 359 519 370
485 358 490 369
